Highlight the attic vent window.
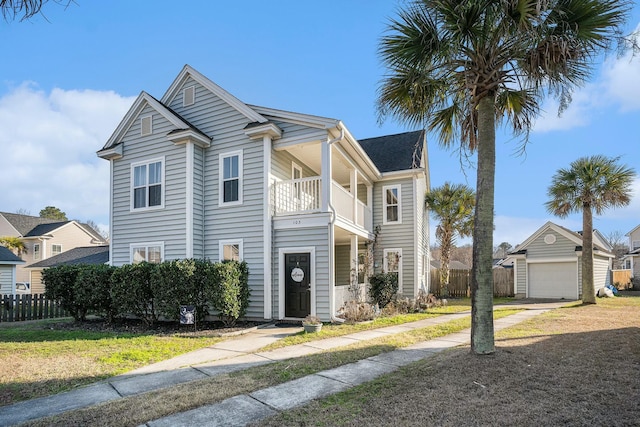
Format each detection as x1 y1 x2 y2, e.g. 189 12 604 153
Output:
183 86 195 106
141 115 153 136
544 234 556 245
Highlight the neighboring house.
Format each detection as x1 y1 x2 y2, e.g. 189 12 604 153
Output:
28 245 110 270
0 246 25 294
506 221 614 299
0 212 108 294
98 64 430 322
621 224 640 279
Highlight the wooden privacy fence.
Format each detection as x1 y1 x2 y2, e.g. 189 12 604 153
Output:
430 268 514 298
611 269 632 289
0 293 69 322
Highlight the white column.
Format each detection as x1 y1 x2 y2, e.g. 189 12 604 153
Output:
185 141 194 258
263 135 273 319
350 169 357 223
321 140 332 212
350 234 358 284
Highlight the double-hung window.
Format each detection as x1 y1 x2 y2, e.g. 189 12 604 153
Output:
52 244 62 256
131 242 163 264
33 244 40 260
383 184 402 224
383 248 402 292
132 158 163 210
220 151 242 205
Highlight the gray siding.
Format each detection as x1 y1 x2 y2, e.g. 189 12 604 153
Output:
592 255 611 295
372 178 416 296
0 266 13 294
526 230 577 259
335 244 351 287
192 145 205 259
516 258 527 295
271 149 318 181
110 104 188 265
273 226 330 320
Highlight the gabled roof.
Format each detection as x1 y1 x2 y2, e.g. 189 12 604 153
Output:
0 246 24 264
24 221 70 237
0 212 59 237
359 130 425 173
626 224 640 237
161 64 268 124
513 221 613 255
28 245 109 268
99 91 211 154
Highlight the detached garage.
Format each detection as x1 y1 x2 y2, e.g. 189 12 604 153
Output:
509 222 614 300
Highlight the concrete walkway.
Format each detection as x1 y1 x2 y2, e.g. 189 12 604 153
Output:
0 301 570 426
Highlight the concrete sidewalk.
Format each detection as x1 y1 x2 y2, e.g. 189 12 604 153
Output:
0 301 569 426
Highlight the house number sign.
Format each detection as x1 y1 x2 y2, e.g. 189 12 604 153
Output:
291 267 305 282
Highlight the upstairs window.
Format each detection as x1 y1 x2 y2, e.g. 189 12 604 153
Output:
132 158 164 210
633 240 640 251
220 151 242 205
33 244 40 260
140 115 153 136
52 244 62 256
383 185 402 224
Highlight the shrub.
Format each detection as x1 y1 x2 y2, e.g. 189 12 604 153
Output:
368 272 399 308
75 264 117 322
339 300 377 322
43 265 85 320
208 261 250 327
110 262 160 326
155 259 213 322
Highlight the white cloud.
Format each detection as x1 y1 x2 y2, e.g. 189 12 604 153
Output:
0 83 134 224
533 23 640 132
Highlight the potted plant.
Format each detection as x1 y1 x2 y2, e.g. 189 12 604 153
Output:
302 315 323 333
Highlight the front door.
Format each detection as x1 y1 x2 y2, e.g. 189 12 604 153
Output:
285 252 311 318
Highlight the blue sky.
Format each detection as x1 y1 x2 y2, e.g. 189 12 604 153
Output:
1 0 639 247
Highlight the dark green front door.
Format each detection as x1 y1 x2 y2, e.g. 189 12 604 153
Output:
285 253 311 318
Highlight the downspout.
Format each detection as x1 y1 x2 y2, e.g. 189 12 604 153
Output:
327 127 345 323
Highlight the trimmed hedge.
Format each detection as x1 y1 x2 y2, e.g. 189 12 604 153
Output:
42 259 250 326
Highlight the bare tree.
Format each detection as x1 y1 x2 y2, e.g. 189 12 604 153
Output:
607 230 628 269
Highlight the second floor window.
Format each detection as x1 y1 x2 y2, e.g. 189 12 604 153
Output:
33 244 40 260
383 185 402 224
132 159 163 210
220 151 242 205
52 244 62 256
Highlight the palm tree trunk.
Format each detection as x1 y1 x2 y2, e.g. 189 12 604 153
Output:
440 228 452 297
582 204 596 304
471 95 496 355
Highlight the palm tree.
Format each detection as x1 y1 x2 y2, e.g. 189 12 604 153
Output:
0 236 27 256
546 155 635 304
425 182 475 297
377 0 630 354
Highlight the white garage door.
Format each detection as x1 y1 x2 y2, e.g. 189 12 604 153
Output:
528 262 577 299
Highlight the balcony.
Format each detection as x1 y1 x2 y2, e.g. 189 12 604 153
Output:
273 177 372 231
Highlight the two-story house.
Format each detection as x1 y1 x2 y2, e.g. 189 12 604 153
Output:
98 65 430 322
622 224 640 280
0 212 107 293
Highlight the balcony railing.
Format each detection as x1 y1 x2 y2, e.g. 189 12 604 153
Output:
273 177 372 231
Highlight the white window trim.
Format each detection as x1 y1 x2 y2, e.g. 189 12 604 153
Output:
632 240 640 250
382 184 402 225
219 239 244 262
183 85 195 107
130 157 165 212
219 150 243 206
140 114 153 136
52 244 62 256
292 162 302 180
33 243 41 261
129 242 164 264
383 248 403 293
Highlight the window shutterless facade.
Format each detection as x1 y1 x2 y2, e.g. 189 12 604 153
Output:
383 184 402 224
52 244 62 256
219 239 243 261
130 242 164 264
131 158 164 210
219 151 242 205
33 244 40 260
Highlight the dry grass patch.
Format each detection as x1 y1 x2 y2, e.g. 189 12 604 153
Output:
19 311 524 427
255 297 640 426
